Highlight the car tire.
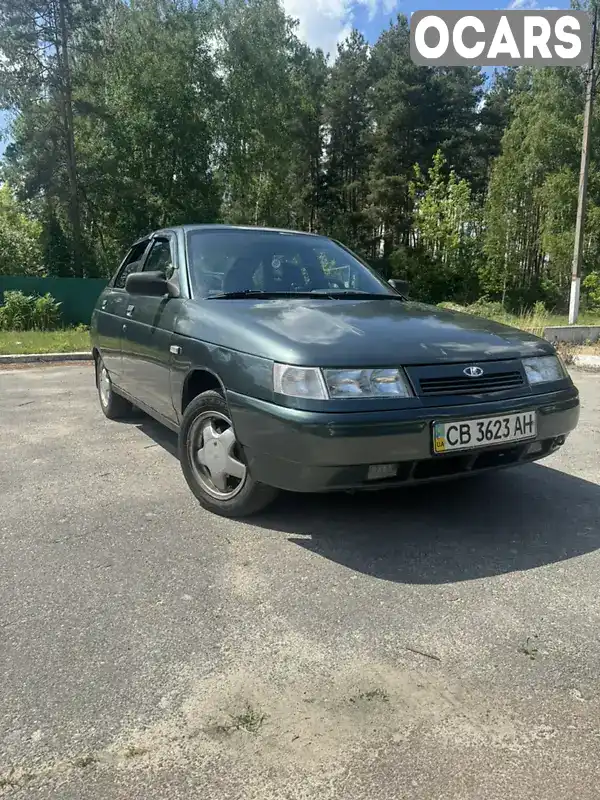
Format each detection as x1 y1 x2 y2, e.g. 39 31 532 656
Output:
179 390 278 518
96 356 133 420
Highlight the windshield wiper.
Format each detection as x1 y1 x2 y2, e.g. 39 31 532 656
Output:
310 291 406 300
207 290 307 300
207 289 405 301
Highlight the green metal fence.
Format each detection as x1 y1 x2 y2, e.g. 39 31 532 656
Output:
0 276 108 326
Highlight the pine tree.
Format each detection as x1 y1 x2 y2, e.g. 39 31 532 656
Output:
323 29 373 254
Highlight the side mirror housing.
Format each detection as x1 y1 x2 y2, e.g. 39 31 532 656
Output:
125 270 178 298
389 278 410 297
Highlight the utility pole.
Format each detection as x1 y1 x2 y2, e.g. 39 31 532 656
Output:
570 2 598 325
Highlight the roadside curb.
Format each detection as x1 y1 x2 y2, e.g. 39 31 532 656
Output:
544 325 600 345
572 355 600 372
0 352 92 365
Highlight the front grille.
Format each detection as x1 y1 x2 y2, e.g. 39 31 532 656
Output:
418 370 524 397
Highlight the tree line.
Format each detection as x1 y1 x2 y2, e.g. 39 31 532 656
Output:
0 0 599 312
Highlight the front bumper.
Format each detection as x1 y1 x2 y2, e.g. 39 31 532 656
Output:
227 387 580 493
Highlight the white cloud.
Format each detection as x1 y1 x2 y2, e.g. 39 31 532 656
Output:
281 0 351 57
506 1 562 11
282 0 399 58
507 0 538 8
360 0 398 20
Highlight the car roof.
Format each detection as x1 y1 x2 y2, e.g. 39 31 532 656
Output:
128 224 328 251
181 224 322 237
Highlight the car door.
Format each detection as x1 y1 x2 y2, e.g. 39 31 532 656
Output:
93 239 151 383
120 234 182 423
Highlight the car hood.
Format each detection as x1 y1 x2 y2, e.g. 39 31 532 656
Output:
178 297 554 367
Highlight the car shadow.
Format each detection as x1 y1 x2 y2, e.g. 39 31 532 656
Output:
135 417 600 585
253 465 600 584
134 414 180 458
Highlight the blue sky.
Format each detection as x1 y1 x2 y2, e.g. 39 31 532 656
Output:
0 0 574 157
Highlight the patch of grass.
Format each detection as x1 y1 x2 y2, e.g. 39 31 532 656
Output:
204 703 268 737
350 688 389 704
438 302 600 339
507 310 600 338
0 327 90 355
122 744 149 759
230 703 267 734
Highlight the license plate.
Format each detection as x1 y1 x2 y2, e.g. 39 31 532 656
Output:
433 411 537 455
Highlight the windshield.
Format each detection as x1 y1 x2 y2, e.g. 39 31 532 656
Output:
185 229 395 299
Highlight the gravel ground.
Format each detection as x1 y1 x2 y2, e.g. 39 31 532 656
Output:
1 365 599 800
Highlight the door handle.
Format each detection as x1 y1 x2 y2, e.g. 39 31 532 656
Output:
122 324 127 333
126 305 135 317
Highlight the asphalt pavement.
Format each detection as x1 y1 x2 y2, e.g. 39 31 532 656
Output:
1 365 600 799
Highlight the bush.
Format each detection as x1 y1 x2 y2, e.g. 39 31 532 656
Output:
0 291 35 330
34 293 63 330
583 272 600 310
387 246 482 306
532 300 547 317
466 297 507 319
0 290 63 331
437 301 468 313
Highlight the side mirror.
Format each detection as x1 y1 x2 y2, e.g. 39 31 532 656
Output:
389 278 410 296
125 270 178 298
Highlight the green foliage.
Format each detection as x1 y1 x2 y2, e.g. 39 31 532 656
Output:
480 66 599 311
409 150 482 303
0 290 62 330
322 30 372 249
41 210 73 277
368 20 484 254
0 290 35 330
387 245 438 302
466 297 508 319
583 272 600 309
402 151 482 303
0 184 43 276
217 0 303 227
33 292 63 329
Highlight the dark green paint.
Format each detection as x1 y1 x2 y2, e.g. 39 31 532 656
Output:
229 388 580 492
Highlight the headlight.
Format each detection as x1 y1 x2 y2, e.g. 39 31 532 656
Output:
273 363 413 399
273 364 328 399
324 368 412 398
523 355 566 385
